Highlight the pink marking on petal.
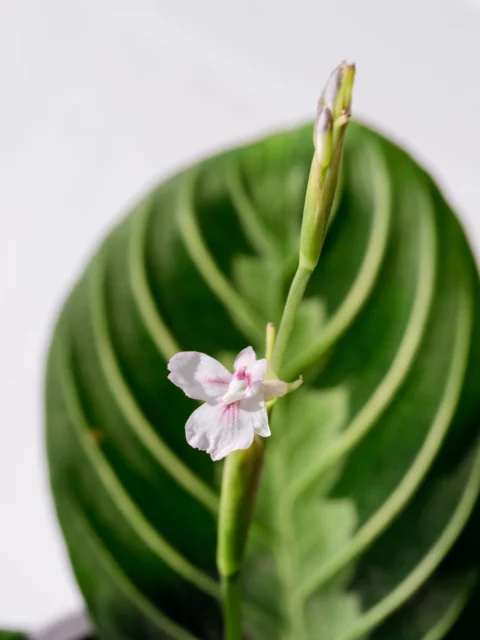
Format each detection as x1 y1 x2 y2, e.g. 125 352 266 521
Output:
234 367 252 387
220 401 239 421
205 377 229 385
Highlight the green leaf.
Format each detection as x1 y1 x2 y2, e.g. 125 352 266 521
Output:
0 633 26 640
45 122 480 639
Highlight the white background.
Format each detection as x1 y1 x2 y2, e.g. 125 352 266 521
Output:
1 0 480 633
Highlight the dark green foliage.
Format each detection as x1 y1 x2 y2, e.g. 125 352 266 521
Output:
46 123 480 639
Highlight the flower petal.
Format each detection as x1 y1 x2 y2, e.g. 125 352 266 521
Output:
168 352 231 401
234 346 256 371
247 358 267 395
186 401 255 461
250 358 267 383
260 379 289 400
249 358 267 396
240 396 271 438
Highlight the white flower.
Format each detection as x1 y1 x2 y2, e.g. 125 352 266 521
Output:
167 346 289 461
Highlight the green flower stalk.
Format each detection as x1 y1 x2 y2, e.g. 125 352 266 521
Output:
168 61 355 639
273 61 355 374
217 435 265 640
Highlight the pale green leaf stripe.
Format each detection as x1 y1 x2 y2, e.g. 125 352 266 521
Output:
283 140 392 381
129 199 180 360
420 577 476 640
330 443 480 640
225 163 277 258
289 178 436 500
127 198 273 548
57 330 219 599
87 248 277 629
177 171 264 343
295 271 472 602
89 250 219 514
61 500 201 640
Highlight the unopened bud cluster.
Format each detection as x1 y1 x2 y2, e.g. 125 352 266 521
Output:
299 61 355 271
314 61 355 176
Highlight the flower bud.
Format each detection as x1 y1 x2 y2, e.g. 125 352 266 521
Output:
313 106 333 171
339 62 355 117
319 64 343 114
317 61 355 124
299 61 355 271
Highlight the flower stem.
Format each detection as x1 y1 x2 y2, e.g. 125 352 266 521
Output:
272 265 313 375
221 574 242 640
217 436 265 639
269 62 355 378
216 61 355 639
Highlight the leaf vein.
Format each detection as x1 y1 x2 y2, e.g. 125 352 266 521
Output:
177 171 264 343
89 249 219 514
290 176 436 500
295 256 473 602
57 330 220 598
